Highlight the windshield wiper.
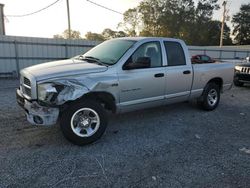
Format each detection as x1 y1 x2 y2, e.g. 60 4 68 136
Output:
78 55 108 66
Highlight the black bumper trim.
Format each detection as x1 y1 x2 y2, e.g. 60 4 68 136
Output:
235 73 250 82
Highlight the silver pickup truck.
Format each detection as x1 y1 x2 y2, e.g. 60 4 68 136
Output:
16 37 234 145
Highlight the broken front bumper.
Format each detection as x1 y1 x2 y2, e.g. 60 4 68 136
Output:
16 88 59 126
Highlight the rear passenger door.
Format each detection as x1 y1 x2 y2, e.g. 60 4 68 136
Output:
163 41 193 101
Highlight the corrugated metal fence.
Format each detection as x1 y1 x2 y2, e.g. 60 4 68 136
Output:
0 35 99 77
189 46 250 60
0 35 249 78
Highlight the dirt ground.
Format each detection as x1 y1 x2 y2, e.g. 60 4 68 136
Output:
0 79 250 188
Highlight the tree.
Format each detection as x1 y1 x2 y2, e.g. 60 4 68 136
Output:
190 0 220 45
85 32 105 41
119 0 222 45
138 0 163 36
232 3 250 45
157 0 196 41
118 8 141 36
115 31 127 38
102 28 116 39
119 0 196 39
85 29 127 41
195 0 219 22
206 20 232 45
53 29 82 39
102 28 127 39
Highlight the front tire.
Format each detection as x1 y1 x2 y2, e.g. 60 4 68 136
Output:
60 100 108 146
198 83 220 111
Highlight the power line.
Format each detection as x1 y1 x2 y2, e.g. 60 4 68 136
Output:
86 0 123 15
5 0 61 17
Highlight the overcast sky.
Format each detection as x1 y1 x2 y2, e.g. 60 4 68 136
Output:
0 0 249 38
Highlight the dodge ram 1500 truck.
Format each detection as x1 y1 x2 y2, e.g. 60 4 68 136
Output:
16 37 234 145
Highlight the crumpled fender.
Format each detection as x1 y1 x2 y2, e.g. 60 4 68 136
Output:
44 76 118 105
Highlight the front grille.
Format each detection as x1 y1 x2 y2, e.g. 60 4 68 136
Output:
24 87 31 96
241 67 250 74
238 74 250 81
21 77 32 98
23 77 31 87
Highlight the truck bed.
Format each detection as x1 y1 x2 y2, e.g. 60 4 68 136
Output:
190 62 234 98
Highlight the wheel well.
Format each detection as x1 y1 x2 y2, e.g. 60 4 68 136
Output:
81 92 117 113
207 77 223 91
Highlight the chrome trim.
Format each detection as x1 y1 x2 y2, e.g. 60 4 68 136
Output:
241 67 250 74
119 96 164 106
20 69 37 100
165 91 190 99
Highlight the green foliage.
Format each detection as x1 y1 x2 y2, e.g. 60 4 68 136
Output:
54 28 127 41
53 29 82 39
232 3 250 45
85 32 105 41
118 8 140 36
119 0 232 45
206 20 232 45
102 28 127 39
85 28 128 41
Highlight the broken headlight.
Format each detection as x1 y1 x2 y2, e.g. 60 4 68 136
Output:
37 83 63 104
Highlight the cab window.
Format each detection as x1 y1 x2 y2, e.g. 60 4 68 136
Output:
164 42 186 66
127 42 162 68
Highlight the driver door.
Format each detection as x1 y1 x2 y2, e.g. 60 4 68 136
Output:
118 41 165 109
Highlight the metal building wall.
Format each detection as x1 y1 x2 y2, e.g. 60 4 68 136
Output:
0 35 249 77
189 46 250 60
0 35 99 77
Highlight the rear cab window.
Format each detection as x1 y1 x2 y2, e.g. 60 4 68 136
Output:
164 41 186 66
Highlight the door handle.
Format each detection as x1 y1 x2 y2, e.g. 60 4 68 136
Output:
154 73 164 78
183 70 191 74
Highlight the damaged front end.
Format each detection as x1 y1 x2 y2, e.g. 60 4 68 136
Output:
17 75 118 126
16 88 59 126
17 79 92 126
37 79 89 106
25 101 59 126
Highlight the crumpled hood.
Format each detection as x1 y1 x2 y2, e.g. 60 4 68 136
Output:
23 59 108 81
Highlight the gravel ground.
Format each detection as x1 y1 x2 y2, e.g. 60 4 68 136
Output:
0 79 250 188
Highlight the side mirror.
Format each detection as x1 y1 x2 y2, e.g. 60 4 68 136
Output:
124 57 151 70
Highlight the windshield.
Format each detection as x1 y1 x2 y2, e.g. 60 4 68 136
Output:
79 39 136 65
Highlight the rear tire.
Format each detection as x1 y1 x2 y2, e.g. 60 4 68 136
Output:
60 100 108 146
198 83 220 111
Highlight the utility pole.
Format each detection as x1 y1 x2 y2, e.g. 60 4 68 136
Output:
0 4 5 35
66 0 71 39
220 1 227 47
